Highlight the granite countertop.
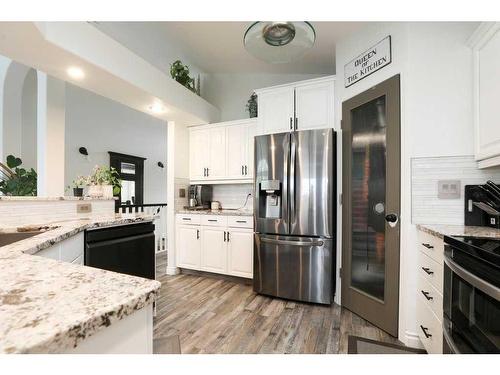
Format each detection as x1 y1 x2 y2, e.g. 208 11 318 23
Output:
0 213 161 354
416 224 500 239
0 196 116 201
176 209 253 217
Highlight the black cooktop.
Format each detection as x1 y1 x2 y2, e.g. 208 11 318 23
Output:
444 235 500 268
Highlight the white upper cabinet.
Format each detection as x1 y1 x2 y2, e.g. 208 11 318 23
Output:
189 118 256 183
190 128 209 179
208 127 226 179
257 86 295 135
295 80 335 131
255 76 335 135
469 23 500 168
226 123 247 179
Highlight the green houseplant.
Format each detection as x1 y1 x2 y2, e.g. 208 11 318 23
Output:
0 155 37 196
67 176 87 197
87 165 121 198
170 60 196 93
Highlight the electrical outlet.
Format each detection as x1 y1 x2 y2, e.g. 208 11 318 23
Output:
77 203 92 214
179 188 186 198
437 180 461 199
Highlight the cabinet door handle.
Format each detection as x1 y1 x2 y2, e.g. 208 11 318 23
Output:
295 117 298 131
244 165 247 175
227 232 230 242
422 243 434 249
203 168 206 177
208 219 217 222
420 325 432 338
182 218 191 221
223 231 226 242
421 290 433 301
290 117 293 130
421 267 434 275
196 229 200 239
236 220 247 223
242 165 244 175
206 168 209 177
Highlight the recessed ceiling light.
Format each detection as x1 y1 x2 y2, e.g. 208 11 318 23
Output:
149 102 166 114
67 66 85 80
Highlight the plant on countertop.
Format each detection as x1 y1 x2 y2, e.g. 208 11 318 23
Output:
170 60 196 93
66 175 88 197
0 155 37 196
88 165 122 195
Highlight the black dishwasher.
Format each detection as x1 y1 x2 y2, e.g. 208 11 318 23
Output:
85 222 155 279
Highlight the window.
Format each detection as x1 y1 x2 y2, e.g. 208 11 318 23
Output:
109 152 146 208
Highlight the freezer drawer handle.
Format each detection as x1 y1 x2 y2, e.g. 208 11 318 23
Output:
261 237 324 247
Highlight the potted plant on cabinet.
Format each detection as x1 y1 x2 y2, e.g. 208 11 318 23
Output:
87 165 121 199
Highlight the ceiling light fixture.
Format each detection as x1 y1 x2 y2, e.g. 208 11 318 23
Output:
66 66 85 80
149 102 166 114
244 21 316 64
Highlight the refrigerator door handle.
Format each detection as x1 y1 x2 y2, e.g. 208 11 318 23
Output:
289 133 297 225
261 237 324 247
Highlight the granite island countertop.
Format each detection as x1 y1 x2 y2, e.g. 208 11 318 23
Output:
176 209 253 217
416 224 500 240
0 213 161 354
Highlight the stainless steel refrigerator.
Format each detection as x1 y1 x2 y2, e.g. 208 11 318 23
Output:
253 128 336 304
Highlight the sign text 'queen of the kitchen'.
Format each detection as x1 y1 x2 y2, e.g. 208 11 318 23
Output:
344 36 392 87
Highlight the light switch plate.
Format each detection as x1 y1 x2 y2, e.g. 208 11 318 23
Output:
77 203 92 213
437 180 461 199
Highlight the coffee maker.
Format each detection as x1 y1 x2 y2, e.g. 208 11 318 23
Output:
188 185 212 209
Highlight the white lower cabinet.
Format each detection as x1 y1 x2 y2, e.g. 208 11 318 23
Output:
227 228 253 278
36 232 84 263
416 228 444 354
176 214 253 278
177 225 201 270
201 227 227 274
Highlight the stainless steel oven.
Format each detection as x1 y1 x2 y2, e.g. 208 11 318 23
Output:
443 236 500 353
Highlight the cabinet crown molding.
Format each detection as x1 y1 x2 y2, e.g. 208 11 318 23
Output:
254 75 336 94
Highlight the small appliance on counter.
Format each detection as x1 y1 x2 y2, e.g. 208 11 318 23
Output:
442 235 500 353
464 181 500 229
186 185 212 210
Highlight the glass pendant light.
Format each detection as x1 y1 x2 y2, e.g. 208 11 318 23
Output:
244 21 316 64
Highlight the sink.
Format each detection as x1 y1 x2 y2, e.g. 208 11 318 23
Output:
0 231 44 247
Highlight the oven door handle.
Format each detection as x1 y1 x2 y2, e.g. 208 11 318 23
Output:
444 253 500 300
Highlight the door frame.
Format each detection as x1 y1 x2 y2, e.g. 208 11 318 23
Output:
341 74 401 337
109 151 146 208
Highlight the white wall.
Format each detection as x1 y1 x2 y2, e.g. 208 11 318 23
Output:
334 22 478 347
204 73 324 121
21 68 37 170
65 83 168 204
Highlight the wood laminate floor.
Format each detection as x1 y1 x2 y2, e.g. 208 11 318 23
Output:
153 271 401 354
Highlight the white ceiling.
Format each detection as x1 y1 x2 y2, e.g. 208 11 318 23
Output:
94 22 366 75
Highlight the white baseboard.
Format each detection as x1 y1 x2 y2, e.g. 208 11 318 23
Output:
404 330 424 349
166 266 180 276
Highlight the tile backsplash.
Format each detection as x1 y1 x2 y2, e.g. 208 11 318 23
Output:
412 155 500 225
211 184 253 210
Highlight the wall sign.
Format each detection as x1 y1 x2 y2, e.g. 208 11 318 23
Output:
344 36 392 88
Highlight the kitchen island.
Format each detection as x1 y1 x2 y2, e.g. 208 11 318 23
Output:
0 213 161 354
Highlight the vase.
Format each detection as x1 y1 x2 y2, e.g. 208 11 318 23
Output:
73 187 83 197
102 185 114 199
88 185 103 198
